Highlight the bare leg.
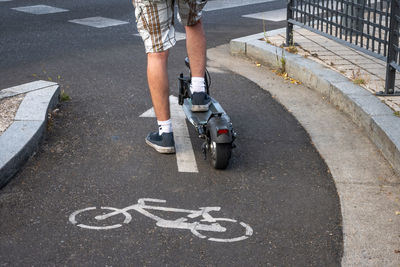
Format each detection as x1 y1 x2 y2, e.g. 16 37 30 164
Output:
185 20 206 78
147 51 170 121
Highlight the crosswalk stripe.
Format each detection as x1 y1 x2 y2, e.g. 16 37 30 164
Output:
242 8 287 22
11 5 69 15
69 16 128 28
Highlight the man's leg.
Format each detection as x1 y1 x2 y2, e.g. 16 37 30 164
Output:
133 0 176 153
185 20 206 78
144 50 175 154
185 19 210 112
147 51 170 122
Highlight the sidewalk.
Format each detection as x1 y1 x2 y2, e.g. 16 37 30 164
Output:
231 27 400 177
266 28 400 112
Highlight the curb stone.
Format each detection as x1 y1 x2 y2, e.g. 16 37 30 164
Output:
231 33 400 176
0 80 60 188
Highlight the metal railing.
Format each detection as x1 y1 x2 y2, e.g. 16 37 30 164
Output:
286 0 400 95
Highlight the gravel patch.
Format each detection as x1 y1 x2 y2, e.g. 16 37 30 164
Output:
0 94 25 134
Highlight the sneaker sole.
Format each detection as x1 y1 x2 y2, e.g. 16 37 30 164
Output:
191 102 211 112
145 138 176 154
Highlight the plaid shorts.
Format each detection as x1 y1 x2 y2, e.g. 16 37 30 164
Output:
133 0 207 53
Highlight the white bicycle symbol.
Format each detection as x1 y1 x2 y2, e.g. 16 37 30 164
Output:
69 198 253 242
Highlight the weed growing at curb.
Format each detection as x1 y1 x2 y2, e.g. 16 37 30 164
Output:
351 68 368 85
272 48 302 85
285 31 298 54
33 71 72 102
286 45 298 54
262 20 271 44
353 78 366 85
394 111 400 117
275 48 286 75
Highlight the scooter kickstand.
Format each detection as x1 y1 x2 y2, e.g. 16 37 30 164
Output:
201 142 208 160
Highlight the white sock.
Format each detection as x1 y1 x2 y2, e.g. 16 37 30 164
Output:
157 119 173 135
190 77 205 94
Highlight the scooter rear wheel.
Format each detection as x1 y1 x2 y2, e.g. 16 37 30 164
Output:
210 142 232 169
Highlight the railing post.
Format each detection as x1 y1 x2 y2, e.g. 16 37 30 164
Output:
286 0 294 46
384 0 399 94
354 0 365 32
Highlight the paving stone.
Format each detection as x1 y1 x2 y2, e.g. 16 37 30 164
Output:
373 72 387 79
0 80 57 99
318 55 345 61
296 29 318 36
324 46 355 53
304 46 333 52
366 75 384 82
383 98 400 112
308 51 336 56
332 50 360 56
329 59 353 65
291 37 310 42
366 68 387 76
348 58 378 64
14 85 59 121
297 41 320 46
0 121 43 164
0 120 44 186
362 63 387 69
336 64 359 71
370 115 400 173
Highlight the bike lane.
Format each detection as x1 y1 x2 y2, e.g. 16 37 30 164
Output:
0 2 342 266
0 48 342 265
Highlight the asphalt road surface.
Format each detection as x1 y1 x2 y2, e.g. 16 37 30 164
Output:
0 0 343 266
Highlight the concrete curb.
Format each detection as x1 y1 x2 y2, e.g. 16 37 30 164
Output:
231 33 400 175
0 80 60 188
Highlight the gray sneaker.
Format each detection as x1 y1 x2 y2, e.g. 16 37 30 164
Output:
191 92 211 112
145 132 175 154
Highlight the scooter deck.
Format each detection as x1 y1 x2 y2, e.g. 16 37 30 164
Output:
182 97 230 127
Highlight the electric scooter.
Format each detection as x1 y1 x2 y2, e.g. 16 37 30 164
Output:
178 57 236 169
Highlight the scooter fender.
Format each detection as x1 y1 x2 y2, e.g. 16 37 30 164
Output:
207 116 233 144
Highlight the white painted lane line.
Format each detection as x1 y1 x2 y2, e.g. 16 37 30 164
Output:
140 96 198 173
11 5 68 15
243 8 287 22
134 31 186 42
0 0 13 2
69 16 128 28
204 0 275 11
139 107 155 118
169 96 198 173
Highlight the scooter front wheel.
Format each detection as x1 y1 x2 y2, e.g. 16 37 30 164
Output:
210 142 232 169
